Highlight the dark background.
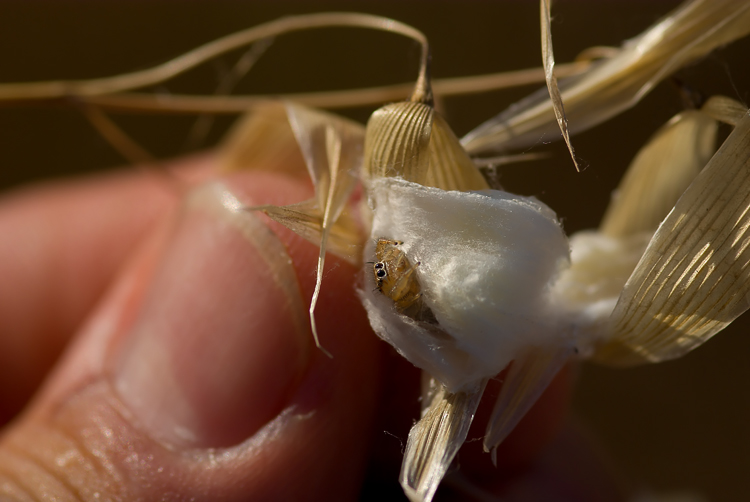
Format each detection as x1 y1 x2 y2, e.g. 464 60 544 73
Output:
1 1 748 500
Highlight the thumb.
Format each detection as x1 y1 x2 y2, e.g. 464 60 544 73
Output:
0 172 383 500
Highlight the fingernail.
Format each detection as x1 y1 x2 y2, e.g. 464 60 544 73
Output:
113 182 309 448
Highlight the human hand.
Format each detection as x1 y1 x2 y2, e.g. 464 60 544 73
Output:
0 156 610 500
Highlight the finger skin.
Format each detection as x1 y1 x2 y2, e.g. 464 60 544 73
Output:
0 155 224 425
0 165 182 424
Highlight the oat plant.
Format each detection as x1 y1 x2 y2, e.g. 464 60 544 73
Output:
2 1 750 500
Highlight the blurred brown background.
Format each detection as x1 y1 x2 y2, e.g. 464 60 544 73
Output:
1 1 748 500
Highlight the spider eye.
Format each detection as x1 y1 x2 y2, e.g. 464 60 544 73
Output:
376 269 387 278
374 262 384 269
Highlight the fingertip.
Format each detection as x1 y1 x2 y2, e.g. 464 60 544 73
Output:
0 170 384 500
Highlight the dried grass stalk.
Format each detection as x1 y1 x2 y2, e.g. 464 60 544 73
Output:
701 95 748 126
483 347 572 463
463 0 750 155
540 0 580 171
225 101 365 353
401 379 487 502
600 110 718 238
598 109 750 365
